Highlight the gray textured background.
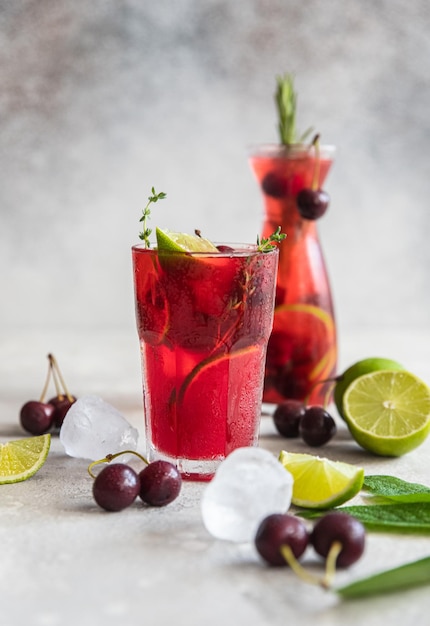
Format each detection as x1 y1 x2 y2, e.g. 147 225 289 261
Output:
1 0 429 337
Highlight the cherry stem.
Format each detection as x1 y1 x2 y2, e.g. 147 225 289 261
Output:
87 450 149 479
321 540 343 589
323 383 336 408
311 134 321 191
281 540 347 591
39 359 52 403
280 545 324 587
280 544 328 589
304 375 339 408
48 353 74 402
50 358 62 397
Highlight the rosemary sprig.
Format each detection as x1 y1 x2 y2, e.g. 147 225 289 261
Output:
275 73 313 146
139 187 166 248
257 226 286 252
276 73 297 145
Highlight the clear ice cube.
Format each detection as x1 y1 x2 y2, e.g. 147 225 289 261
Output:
59 395 139 460
201 447 293 542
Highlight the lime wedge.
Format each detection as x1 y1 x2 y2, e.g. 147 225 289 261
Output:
279 450 364 509
343 370 430 457
156 227 218 253
0 434 51 484
334 357 404 420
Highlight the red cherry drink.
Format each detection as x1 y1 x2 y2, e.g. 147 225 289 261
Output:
249 144 336 405
132 244 278 481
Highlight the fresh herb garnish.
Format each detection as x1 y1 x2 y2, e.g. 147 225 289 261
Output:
300 502 430 533
275 73 313 146
363 475 430 504
257 226 286 252
139 187 166 248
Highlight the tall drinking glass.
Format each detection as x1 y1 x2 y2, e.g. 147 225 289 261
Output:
132 243 278 481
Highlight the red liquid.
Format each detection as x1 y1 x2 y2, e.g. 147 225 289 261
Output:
249 145 337 405
132 244 278 480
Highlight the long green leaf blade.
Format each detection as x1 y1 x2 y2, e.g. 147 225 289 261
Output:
337 556 430 599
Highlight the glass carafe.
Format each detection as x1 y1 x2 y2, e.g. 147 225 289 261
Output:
249 144 336 406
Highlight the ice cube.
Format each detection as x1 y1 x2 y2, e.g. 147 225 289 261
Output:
201 447 293 543
59 395 139 460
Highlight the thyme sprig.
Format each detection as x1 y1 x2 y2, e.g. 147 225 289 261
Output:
257 226 286 252
139 187 166 248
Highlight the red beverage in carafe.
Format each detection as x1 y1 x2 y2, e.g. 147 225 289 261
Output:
249 145 336 405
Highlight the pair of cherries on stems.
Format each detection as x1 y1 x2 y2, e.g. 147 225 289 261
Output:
255 511 365 588
88 450 182 512
20 354 76 435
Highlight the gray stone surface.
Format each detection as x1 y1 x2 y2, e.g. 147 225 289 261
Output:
1 1 429 334
1 328 430 626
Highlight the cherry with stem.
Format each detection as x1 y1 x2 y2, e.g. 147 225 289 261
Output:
296 134 330 220
20 359 55 435
310 512 366 587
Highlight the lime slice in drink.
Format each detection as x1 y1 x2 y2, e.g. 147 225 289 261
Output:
334 357 404 420
156 227 218 253
343 370 430 457
0 434 51 484
279 450 364 509
176 345 263 458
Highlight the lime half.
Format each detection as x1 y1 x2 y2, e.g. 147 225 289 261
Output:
0 434 51 484
334 357 404 420
156 227 218 253
343 370 430 456
279 450 364 509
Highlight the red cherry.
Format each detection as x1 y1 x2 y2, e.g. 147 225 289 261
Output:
48 395 77 428
93 464 140 512
20 400 55 435
139 460 182 506
262 172 289 198
273 400 306 438
296 188 330 220
310 512 365 568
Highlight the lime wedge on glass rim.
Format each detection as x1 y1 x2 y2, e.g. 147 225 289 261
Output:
279 450 364 509
343 370 430 457
156 227 218 253
0 434 51 484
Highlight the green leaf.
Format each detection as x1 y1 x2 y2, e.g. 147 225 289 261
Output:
300 502 430 533
336 556 430 599
363 475 430 503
